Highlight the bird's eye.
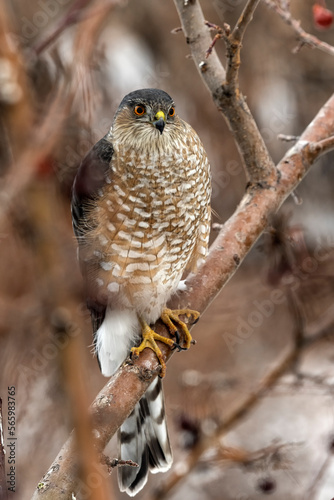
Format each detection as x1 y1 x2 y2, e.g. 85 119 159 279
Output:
168 107 175 117
134 105 145 116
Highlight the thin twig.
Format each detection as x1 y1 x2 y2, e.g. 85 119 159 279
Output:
226 0 261 89
309 135 334 157
34 0 121 56
0 85 72 229
55 314 114 500
307 454 333 500
232 0 261 43
278 134 299 142
263 0 334 57
34 0 93 55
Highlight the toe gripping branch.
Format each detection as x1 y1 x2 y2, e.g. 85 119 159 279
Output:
131 308 200 377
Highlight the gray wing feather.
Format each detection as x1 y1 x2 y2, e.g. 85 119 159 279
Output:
71 135 113 336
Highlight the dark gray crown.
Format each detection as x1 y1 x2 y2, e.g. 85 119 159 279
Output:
118 88 174 111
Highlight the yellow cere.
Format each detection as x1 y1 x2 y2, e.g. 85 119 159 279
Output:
155 110 165 121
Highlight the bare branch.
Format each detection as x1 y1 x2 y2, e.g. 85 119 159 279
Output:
263 0 334 57
226 0 261 88
232 0 261 43
33 0 122 56
309 135 334 158
173 0 276 184
0 87 72 229
54 314 114 500
33 0 93 55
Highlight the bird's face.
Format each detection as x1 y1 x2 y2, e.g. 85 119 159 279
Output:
111 89 181 150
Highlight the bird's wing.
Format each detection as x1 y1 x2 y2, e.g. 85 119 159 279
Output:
71 134 114 333
72 135 113 239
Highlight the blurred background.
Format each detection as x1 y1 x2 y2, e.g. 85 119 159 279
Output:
1 1 334 499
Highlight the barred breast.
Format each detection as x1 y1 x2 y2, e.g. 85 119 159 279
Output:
85 122 211 324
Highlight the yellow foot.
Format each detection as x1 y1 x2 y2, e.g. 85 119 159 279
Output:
131 318 175 378
160 307 200 350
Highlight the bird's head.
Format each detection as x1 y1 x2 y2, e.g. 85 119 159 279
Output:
111 88 180 149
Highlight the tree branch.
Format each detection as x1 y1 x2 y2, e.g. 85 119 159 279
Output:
309 135 334 158
31 92 334 499
226 0 261 89
263 0 334 57
33 0 122 56
174 0 276 185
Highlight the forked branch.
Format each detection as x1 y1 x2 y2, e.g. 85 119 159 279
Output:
174 0 276 185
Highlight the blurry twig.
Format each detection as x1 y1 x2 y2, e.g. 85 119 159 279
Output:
34 0 92 55
71 0 119 123
103 456 138 470
263 0 334 56
307 454 333 500
34 0 121 56
278 133 299 142
0 0 120 229
52 310 114 500
213 441 298 471
0 85 72 229
0 5 33 158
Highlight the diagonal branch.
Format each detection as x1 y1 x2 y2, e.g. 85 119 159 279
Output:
31 92 334 500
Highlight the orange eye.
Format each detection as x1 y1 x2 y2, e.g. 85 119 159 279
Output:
134 105 145 116
168 107 175 117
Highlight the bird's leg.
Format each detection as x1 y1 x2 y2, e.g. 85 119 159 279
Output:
160 307 200 350
131 309 199 377
131 318 175 378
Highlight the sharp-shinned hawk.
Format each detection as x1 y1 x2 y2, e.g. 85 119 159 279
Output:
72 88 211 495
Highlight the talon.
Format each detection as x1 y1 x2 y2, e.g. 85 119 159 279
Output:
174 330 181 345
131 318 175 378
191 315 200 325
171 341 188 352
130 350 139 361
161 307 200 350
132 309 199 377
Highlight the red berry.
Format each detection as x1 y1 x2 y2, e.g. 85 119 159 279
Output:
36 155 54 177
313 3 333 29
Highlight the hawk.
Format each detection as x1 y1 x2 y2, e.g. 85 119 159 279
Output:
72 88 211 495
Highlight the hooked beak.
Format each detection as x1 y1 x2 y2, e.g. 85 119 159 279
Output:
153 110 166 134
